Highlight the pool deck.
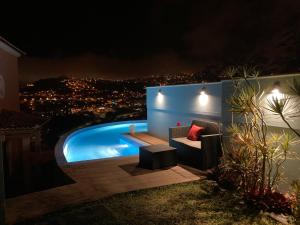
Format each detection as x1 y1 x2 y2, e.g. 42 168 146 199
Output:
5 132 204 225
128 132 168 145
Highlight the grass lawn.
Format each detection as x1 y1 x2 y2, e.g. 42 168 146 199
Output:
17 180 285 225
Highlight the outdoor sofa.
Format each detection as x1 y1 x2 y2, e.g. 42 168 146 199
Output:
169 120 222 170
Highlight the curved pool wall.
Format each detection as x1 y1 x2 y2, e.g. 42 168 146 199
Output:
63 120 148 163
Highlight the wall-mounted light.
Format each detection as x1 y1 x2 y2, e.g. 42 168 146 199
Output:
199 86 208 106
200 87 207 95
272 81 280 93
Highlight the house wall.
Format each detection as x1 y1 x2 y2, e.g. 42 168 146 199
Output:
0 136 5 225
0 47 20 111
147 82 222 140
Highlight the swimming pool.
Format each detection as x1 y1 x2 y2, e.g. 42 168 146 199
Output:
63 121 148 162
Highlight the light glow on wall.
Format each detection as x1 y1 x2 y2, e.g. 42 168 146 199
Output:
199 87 208 106
267 81 284 101
270 88 284 100
156 89 164 105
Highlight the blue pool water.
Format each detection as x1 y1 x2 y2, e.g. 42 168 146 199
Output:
63 121 148 162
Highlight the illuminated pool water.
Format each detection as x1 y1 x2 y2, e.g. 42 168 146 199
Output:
63 121 148 162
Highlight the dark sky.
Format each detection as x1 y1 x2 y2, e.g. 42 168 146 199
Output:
2 0 300 81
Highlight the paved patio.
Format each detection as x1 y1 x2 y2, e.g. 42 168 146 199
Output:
6 133 204 224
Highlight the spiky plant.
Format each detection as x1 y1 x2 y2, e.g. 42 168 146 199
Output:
267 97 300 138
221 67 296 198
289 78 300 97
266 78 300 138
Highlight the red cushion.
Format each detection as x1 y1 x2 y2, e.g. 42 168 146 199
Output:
187 125 205 141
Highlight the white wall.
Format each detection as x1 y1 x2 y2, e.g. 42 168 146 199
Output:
252 75 300 191
147 82 222 140
259 75 300 130
220 74 300 191
146 74 300 191
147 75 300 139
221 74 300 129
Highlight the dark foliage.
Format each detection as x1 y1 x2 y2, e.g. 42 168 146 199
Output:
245 190 294 215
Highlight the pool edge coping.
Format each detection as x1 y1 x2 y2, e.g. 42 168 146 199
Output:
54 120 148 168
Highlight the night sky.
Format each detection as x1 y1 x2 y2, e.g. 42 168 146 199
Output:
2 0 300 81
